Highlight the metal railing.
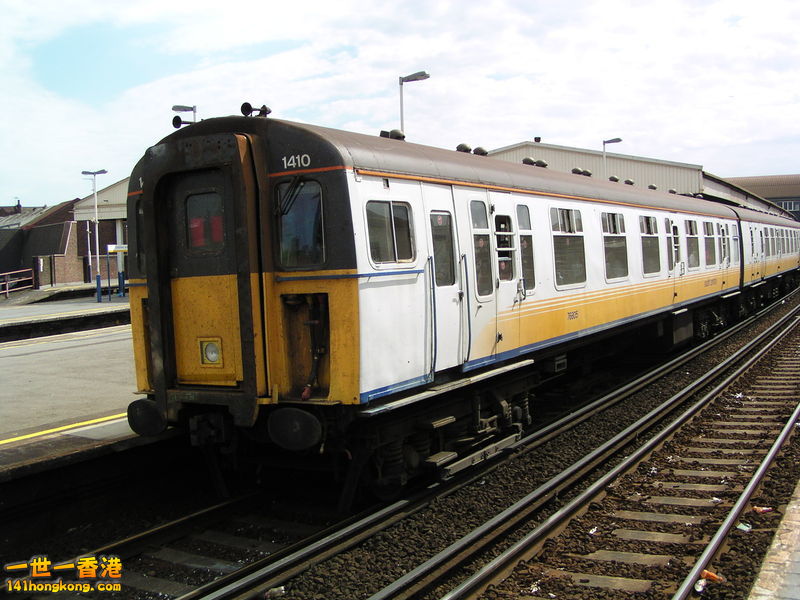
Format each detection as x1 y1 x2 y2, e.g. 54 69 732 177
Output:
1 269 34 298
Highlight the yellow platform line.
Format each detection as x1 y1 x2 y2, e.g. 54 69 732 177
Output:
0 413 127 446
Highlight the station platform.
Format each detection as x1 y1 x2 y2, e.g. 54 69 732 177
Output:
747 476 800 599
0 282 130 341
0 287 151 482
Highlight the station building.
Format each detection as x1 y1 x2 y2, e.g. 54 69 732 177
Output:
726 174 800 220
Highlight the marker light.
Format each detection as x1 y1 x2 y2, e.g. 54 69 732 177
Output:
200 340 222 365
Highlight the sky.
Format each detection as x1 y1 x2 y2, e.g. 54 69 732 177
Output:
1 0 798 207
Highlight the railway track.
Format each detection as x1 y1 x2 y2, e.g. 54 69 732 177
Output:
437 311 800 599
131 296 798 600
16 293 800 600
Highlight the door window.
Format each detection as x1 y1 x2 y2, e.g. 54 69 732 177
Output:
470 200 493 297
430 212 455 286
517 205 535 290
186 192 224 253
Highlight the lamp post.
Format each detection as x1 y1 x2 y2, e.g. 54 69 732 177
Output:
82 169 107 302
399 71 430 134
172 104 197 128
602 137 622 180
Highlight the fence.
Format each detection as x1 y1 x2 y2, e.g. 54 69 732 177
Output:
1 268 34 299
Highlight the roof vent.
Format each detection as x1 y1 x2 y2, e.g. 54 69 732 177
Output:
624 179 635 185
534 136 542 143
648 184 657 190
473 147 488 156
456 143 472 153
609 175 620 182
523 157 548 168
380 129 405 140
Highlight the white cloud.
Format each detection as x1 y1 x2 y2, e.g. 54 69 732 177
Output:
2 0 799 206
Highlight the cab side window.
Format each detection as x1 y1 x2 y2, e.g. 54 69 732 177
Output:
276 179 325 268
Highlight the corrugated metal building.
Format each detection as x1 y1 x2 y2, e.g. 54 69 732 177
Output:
488 140 792 219
489 140 703 195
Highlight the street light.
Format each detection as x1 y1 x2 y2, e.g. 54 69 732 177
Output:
398 71 430 134
602 137 622 180
172 104 197 128
82 169 107 302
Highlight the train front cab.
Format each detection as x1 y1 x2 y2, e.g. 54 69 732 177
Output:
127 133 268 439
127 125 363 452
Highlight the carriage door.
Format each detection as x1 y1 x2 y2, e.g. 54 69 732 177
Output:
490 192 521 355
422 183 463 371
160 135 266 398
666 218 683 303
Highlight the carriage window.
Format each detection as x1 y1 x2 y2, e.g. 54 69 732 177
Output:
550 207 586 286
601 212 628 280
640 216 660 275
518 205 535 291
430 212 455 286
186 191 224 252
366 201 414 263
685 220 700 269
471 201 493 296
277 179 324 268
516 205 532 230
703 222 716 266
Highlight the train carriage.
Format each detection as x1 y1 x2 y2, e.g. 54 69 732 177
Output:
127 108 800 495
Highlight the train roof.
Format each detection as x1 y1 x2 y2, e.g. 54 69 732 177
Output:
158 116 799 228
286 120 797 227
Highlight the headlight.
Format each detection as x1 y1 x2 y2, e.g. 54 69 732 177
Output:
200 340 222 365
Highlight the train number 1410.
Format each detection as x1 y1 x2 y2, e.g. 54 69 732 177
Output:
282 154 311 169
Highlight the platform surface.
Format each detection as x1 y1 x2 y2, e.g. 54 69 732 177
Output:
0 297 144 480
747 476 800 599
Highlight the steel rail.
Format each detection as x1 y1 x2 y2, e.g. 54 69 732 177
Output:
513 288 799 453
178 494 430 600
440 309 800 600
366 303 800 600
184 294 799 600
672 318 800 599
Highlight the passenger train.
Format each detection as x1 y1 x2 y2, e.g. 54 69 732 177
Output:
126 105 800 497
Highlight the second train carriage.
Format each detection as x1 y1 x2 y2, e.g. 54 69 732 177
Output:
127 110 800 490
